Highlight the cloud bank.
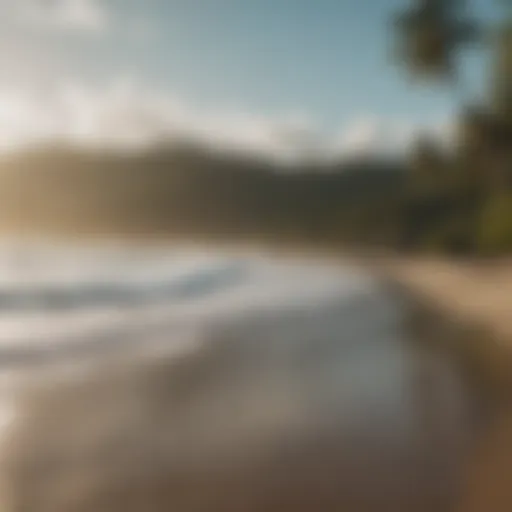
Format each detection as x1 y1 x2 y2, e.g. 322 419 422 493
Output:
17 0 108 33
0 79 445 162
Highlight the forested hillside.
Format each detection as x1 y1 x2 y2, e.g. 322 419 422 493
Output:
0 146 405 246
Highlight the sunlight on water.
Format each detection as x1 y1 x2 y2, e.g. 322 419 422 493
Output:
0 241 379 424
0 241 376 348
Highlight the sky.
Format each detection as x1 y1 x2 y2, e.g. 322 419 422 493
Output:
0 0 501 159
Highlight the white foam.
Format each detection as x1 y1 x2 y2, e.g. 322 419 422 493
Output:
0 243 375 350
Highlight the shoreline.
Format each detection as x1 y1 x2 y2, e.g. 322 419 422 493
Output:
373 257 512 400
0 235 510 395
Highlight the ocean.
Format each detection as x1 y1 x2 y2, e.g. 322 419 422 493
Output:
0 241 483 512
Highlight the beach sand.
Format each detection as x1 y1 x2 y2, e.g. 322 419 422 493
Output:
378 256 512 512
380 258 512 341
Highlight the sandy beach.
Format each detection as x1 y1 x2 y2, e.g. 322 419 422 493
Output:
382 258 512 343
370 256 512 396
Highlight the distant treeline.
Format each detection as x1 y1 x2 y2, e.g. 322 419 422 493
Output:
0 143 510 255
0 146 405 247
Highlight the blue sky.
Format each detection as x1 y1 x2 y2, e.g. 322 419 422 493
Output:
0 0 502 156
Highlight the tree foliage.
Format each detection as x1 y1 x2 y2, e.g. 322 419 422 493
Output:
389 1 512 256
394 0 480 80
478 193 512 254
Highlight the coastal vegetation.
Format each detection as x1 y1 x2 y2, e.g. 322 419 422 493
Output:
391 0 512 255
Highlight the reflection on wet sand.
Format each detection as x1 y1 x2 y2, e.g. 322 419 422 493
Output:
458 409 512 512
0 284 489 512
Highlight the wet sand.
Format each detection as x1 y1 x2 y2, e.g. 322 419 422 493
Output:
374 256 512 512
0 272 487 512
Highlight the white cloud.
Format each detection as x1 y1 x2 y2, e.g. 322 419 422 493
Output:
18 0 108 33
334 117 384 158
0 79 448 163
329 115 450 162
0 80 323 162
